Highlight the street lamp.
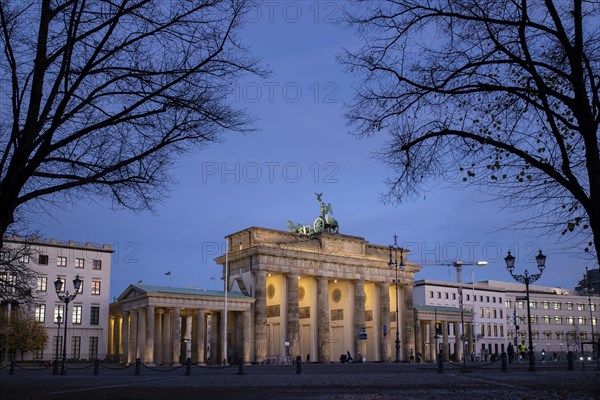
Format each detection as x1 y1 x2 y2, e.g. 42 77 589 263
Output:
388 234 404 363
504 249 546 372
54 275 82 375
53 314 62 375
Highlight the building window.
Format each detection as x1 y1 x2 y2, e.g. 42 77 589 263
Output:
38 254 49 265
498 297 502 303
75 258 85 268
592 317 598 326
517 301 524 309
567 317 574 325
57 256 67 267
486 296 490 302
89 337 99 360
487 325 491 336
19 254 30 263
428 291 434 298
486 308 491 318
54 304 64 322
533 331 539 340
479 309 484 317
554 302 562 310
566 302 573 310
493 325 498 337
445 292 449 299
554 316 563 325
92 260 102 270
37 276 47 292
544 332 552 340
555 332 564 340
499 310 503 319
530 301 537 309
542 301 549 309
72 305 82 324
91 281 101 295
577 303 585 311
34 304 45 322
542 316 551 324
492 296 496 303
519 315 526 324
480 325 485 337
591 304 597 312
466 294 470 301
452 293 456 300
90 306 100 325
437 292 441 298
578 317 586 325
531 316 538 324
493 309 497 319
500 326 504 337
480 296 483 302
71 336 81 360
505 300 512 308
53 336 62 356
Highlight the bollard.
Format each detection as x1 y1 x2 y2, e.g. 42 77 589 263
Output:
296 356 302 374
9 360 15 375
185 357 191 376
94 359 100 375
500 352 508 372
52 359 59 375
437 352 444 373
237 357 245 375
134 358 141 375
567 351 574 371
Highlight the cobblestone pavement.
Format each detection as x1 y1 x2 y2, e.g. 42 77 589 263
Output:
1 361 599 400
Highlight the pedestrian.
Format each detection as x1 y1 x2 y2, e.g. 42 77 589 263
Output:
346 351 353 363
518 340 526 362
409 348 415 363
507 343 515 363
541 349 546 362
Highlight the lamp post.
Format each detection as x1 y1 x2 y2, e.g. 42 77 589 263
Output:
54 275 82 375
582 268 599 370
52 314 62 375
504 249 546 372
388 234 404 363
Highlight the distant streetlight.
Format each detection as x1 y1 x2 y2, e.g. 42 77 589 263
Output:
505 250 546 372
53 314 62 375
54 275 82 375
388 235 404 363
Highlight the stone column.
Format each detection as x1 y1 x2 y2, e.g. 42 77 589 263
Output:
162 310 171 365
172 307 181 365
442 321 449 361
317 277 330 363
128 309 138 364
195 310 205 364
254 270 267 362
286 274 300 358
453 322 460 361
137 309 145 361
353 280 366 359
185 316 193 360
242 310 251 363
145 306 155 365
156 309 163 364
379 283 391 362
402 284 415 361
120 312 129 363
210 311 219 364
108 315 115 360
414 318 422 359
429 320 436 362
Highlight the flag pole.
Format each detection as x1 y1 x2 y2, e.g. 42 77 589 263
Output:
224 239 229 366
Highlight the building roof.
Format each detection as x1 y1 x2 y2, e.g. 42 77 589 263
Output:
126 284 251 300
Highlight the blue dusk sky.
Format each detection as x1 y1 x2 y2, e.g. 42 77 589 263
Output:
31 1 594 300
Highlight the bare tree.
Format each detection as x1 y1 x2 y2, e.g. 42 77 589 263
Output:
341 0 600 265
0 0 265 247
0 239 37 305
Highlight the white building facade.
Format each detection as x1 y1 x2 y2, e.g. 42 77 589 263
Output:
414 279 599 359
1 238 112 362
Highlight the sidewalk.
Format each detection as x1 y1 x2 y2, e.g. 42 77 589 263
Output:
1 361 599 400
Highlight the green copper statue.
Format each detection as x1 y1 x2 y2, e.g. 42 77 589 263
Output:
287 193 339 235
